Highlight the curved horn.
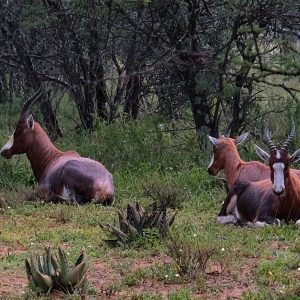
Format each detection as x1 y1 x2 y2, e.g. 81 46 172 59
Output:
263 127 277 152
281 119 296 151
20 85 44 117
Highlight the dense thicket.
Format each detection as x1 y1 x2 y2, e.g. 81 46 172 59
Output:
0 0 299 141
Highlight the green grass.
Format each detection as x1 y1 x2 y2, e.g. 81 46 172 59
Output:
1 115 300 299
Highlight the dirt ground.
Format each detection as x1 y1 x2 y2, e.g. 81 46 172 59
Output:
0 244 257 299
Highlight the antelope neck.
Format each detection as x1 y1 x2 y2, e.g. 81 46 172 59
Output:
224 150 243 188
26 128 62 181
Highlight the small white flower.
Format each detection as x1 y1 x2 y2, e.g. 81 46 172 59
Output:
67 252 70 255
7 206 11 209
179 249 182 252
193 233 197 237
30 242 35 245
165 274 169 278
221 247 225 252
175 273 180 277
297 267 300 271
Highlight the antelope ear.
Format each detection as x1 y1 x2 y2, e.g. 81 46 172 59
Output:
254 144 270 162
26 115 35 131
235 132 250 146
208 135 222 147
291 149 300 163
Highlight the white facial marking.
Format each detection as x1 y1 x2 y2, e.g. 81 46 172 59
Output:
272 162 285 194
207 154 214 169
0 134 14 154
26 115 35 130
276 150 281 159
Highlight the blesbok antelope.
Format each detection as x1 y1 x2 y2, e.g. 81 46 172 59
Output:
207 133 270 189
208 132 300 224
0 86 114 205
218 121 300 227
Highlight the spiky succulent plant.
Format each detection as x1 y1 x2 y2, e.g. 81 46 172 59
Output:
100 201 177 243
25 247 87 294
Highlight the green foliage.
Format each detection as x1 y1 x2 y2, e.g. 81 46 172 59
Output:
223 83 235 98
195 74 214 94
142 177 187 209
168 288 196 300
65 116 200 173
242 289 279 300
25 247 87 294
0 159 34 189
165 233 215 279
100 200 177 245
255 251 300 286
19 4 50 31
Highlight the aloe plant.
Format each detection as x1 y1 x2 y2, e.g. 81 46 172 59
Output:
100 201 177 243
25 247 87 294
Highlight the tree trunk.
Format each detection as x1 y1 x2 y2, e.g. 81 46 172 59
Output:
124 75 141 119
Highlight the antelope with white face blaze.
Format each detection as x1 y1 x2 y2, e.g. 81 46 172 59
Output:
0 86 115 205
219 121 300 226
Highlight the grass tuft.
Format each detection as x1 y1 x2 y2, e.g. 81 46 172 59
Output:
142 178 187 210
165 234 215 279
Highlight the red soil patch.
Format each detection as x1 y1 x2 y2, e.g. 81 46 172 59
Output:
88 259 117 293
0 244 27 257
0 215 10 222
0 271 27 298
88 254 182 298
0 246 257 299
131 254 173 269
88 253 257 299
0 243 28 297
203 257 257 299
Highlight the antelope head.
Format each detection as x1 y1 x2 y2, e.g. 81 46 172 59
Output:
207 132 249 175
255 120 300 196
0 86 44 159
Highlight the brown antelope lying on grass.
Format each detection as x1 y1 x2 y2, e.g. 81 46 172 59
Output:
0 86 114 205
218 121 300 227
207 133 271 224
207 133 271 189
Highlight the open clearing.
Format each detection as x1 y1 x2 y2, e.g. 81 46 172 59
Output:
1 174 300 299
